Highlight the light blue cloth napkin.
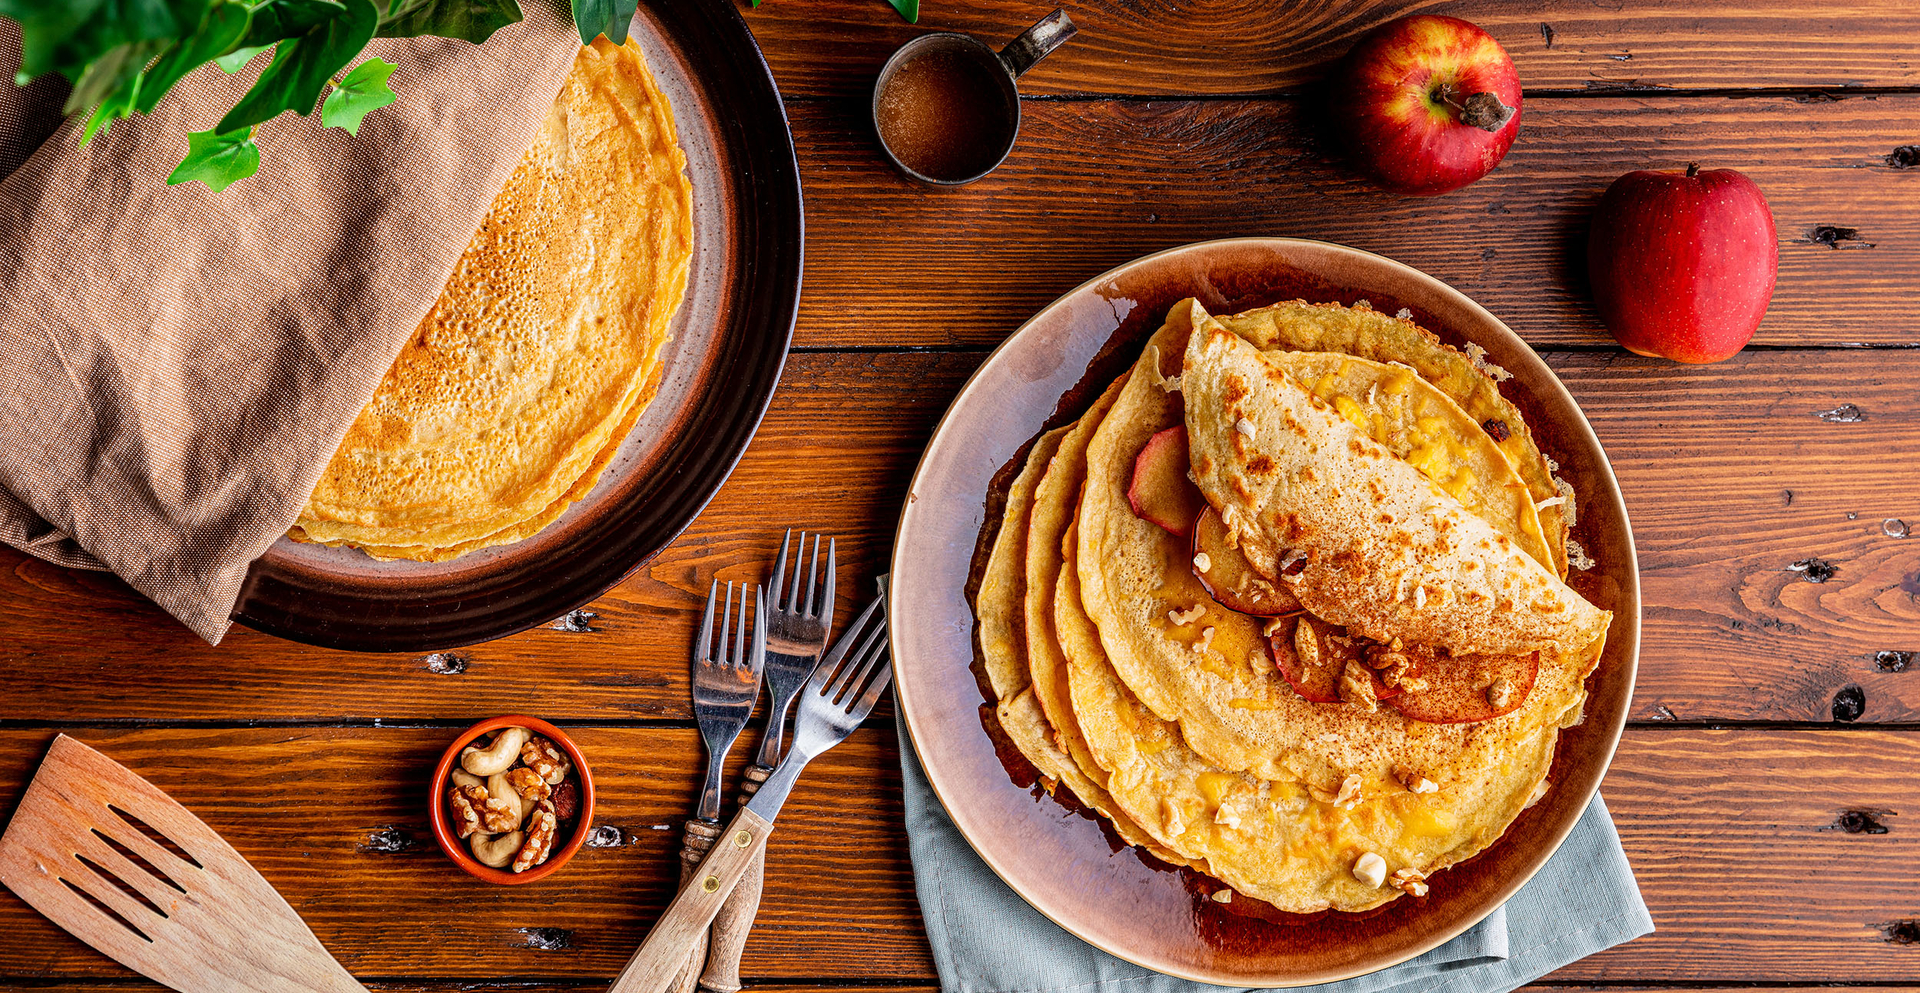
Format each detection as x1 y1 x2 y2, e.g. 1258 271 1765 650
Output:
896 714 1651 993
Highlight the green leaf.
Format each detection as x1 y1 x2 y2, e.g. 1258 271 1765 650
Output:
886 0 917 23
570 0 636 45
319 56 396 134
216 0 376 133
167 127 259 191
135 0 251 110
215 43 272 72
64 37 163 118
71 38 170 144
16 0 195 82
377 0 522 44
235 0 348 48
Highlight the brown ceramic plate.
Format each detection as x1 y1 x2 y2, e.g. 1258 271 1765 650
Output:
889 238 1639 986
230 0 802 652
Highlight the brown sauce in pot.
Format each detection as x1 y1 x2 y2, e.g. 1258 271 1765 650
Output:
877 50 1013 181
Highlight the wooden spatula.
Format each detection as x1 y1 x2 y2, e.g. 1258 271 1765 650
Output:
0 734 366 993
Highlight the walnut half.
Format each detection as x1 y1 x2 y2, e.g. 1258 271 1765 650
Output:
448 784 487 839
522 736 572 785
514 798 559 873
505 765 552 802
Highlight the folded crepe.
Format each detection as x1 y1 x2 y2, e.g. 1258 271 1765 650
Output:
293 38 694 561
1182 315 1608 659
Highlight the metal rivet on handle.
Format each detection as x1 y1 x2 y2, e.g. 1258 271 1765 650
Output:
702 875 720 893
733 830 752 847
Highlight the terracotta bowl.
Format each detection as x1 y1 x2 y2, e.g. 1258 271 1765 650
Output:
889 238 1640 985
428 715 596 884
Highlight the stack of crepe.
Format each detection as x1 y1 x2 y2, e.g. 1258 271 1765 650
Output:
976 297 1610 913
291 38 695 562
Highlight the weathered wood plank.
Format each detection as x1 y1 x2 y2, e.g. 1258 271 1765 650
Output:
785 95 1920 350
0 727 928 980
1555 350 1920 725
739 0 1920 98
1 349 1915 724
0 728 1915 981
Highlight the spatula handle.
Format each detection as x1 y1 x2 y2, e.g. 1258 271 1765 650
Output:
609 807 773 993
670 820 721 993
698 765 773 993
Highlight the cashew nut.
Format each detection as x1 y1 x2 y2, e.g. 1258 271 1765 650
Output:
487 772 526 828
450 769 485 791
470 831 524 868
461 727 530 776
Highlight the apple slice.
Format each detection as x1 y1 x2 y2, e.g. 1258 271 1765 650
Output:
1383 647 1540 724
1127 426 1206 537
1272 617 1354 704
1191 507 1301 616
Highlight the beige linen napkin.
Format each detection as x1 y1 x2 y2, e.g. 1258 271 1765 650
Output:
0 9 578 643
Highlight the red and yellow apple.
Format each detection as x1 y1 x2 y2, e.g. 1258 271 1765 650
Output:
1329 15 1522 196
1587 164 1778 363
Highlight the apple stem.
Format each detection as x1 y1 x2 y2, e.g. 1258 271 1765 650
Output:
1433 82 1517 132
1459 92 1516 132
1686 162 1700 178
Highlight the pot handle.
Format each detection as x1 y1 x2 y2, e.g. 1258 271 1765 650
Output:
998 9 1078 79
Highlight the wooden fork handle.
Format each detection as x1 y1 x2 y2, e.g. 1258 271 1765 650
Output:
669 820 721 993
609 807 774 993
698 765 772 993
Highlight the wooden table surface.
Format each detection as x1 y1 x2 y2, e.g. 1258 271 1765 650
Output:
5 1 1919 991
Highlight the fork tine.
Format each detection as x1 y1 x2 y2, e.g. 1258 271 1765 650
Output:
696 580 718 663
785 532 807 612
826 617 887 701
850 655 893 719
731 581 750 670
808 595 885 694
802 533 821 617
718 581 735 666
833 623 890 711
750 585 767 675
769 529 791 608
821 538 837 624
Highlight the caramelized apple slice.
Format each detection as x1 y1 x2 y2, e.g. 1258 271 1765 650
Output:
1127 426 1206 537
1271 616 1358 704
1381 646 1540 724
1191 507 1301 616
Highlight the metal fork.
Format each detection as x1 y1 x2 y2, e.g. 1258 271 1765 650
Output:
611 584 891 993
699 531 836 993
673 581 765 993
759 530 836 765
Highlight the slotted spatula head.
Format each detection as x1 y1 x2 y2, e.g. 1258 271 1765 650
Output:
0 735 366 993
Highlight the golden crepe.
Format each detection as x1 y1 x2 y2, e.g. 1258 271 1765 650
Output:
978 421 1202 869
293 38 694 561
1063 519 1564 913
973 294 1612 913
1182 316 1608 659
1211 301 1574 578
1075 303 1593 795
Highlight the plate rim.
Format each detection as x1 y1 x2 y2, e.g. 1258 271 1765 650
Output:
229 0 804 652
889 236 1640 986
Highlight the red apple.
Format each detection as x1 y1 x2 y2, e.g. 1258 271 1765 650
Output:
1587 164 1778 363
1330 15 1522 196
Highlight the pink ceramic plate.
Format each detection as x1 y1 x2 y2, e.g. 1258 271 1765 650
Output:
889 238 1639 986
